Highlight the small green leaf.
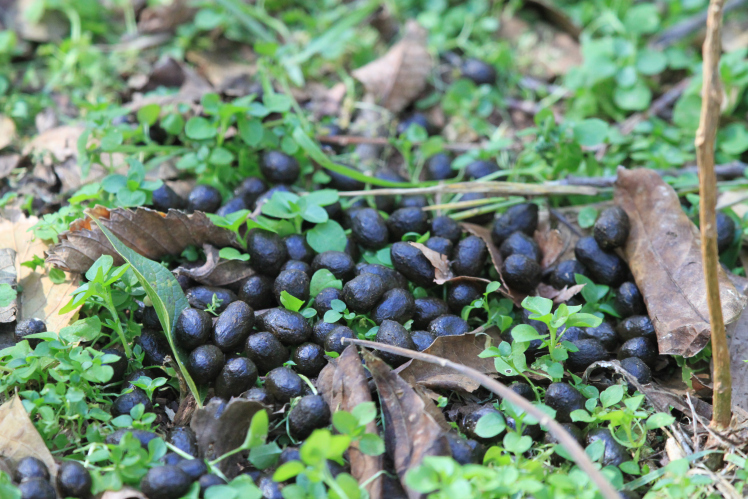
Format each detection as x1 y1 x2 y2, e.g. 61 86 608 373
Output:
503 432 532 454
572 119 609 147
577 207 598 229
475 411 505 438
185 117 217 140
161 113 184 135
248 442 281 470
306 220 347 253
309 269 342 297
646 412 676 430
359 433 385 456
585 439 606 462
351 402 377 426
600 385 624 408
218 247 249 261
570 409 596 423
48 268 66 284
332 411 359 435
0 284 17 308
272 461 305 482
280 291 304 312
521 296 553 317
510 324 543 342
137 104 161 126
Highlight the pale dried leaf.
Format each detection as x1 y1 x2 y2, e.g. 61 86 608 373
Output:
534 226 568 269
352 20 432 113
537 283 585 304
0 394 58 477
46 206 240 274
0 154 20 180
14 0 69 42
0 115 16 150
408 242 453 284
126 64 213 112
174 244 254 287
187 49 257 96
138 0 196 33
0 249 17 323
101 487 147 499
615 167 747 357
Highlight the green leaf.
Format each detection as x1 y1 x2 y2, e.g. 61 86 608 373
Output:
586 439 606 462
0 284 16 308
572 119 609 147
48 268 66 284
100 131 123 151
137 104 161 126
614 81 651 111
510 324 543 342
636 49 667 76
600 385 624 408
89 216 203 407
306 220 347 253
503 432 532 454
280 291 304 312
185 117 217 140
521 296 553 317
248 442 281 470
301 189 339 207
273 462 305 482
475 411 505 438
243 410 269 448
352 402 377 426
359 433 385 456
161 113 184 135
309 269 342 297
565 313 603 328
332 411 359 435
646 412 676 430
719 123 748 156
218 247 249 261
570 409 596 423
577 207 598 229
623 4 660 34
238 116 263 147
300 204 329 224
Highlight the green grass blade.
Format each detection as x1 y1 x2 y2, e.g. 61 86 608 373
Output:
90 217 204 408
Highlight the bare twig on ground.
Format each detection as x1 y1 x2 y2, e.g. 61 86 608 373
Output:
335 181 598 197
649 0 747 49
695 0 730 430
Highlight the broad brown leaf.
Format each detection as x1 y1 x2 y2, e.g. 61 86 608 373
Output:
317 346 382 499
0 394 58 477
614 168 746 357
352 20 432 113
408 242 453 283
534 225 568 269
364 350 448 499
46 206 240 274
0 115 15 150
174 244 254 288
537 283 585 304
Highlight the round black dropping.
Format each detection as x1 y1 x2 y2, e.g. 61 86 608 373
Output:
620 357 653 385
216 196 247 217
499 231 541 262
261 308 312 345
373 169 404 213
185 286 237 314
426 153 455 180
142 305 162 330
15 318 46 348
176 458 208 482
371 288 416 325
168 427 198 457
289 395 331 439
425 237 454 258
245 332 288 373
239 275 275 310
574 236 628 287
548 260 587 289
619 337 658 366
396 112 430 135
314 287 343 316
350 208 390 250
199 474 226 496
176 274 193 292
411 330 436 351
140 465 192 499
461 58 497 85
258 476 284 499
617 315 655 342
247 229 289 277
413 297 450 330
716 211 736 253
566 339 607 372
245 387 275 405
431 215 462 243
112 388 153 417
544 423 584 464
161 453 183 466
278 447 301 465
284 234 315 263
544 382 586 423
57 460 92 499
491 203 539 246
342 273 386 313
387 207 429 241
344 236 360 262
465 160 499 180
593 206 630 250
399 195 428 210
281 260 312 276
502 254 542 293
585 428 630 467
212 301 255 353
106 429 158 449
461 405 502 441
559 326 585 343
355 264 408 289
187 185 222 213
326 167 365 191
215 357 258 399
18 478 56 499
583 323 619 350
261 151 300 184
265 367 305 403
188 345 225 382
101 348 128 382
615 282 645 317
452 236 487 277
312 251 355 281
312 321 337 346
390 242 436 287
375 320 416 366
455 193 494 225
136 329 172 367
273 269 310 304
447 281 483 314
151 183 185 211
446 433 478 465
428 315 470 337
15 457 50 482
174 308 212 351
234 176 267 207
293 343 326 377
325 326 355 354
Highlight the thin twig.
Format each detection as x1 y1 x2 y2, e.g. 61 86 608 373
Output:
336 181 598 197
696 0 730 430
344 339 620 499
549 208 584 237
649 0 747 49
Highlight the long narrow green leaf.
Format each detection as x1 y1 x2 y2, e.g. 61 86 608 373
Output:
621 450 720 491
89 217 204 408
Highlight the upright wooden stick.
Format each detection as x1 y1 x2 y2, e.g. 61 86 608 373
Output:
695 0 730 430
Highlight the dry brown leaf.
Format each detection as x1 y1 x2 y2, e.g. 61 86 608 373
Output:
0 248 17 324
138 0 196 33
0 394 58 477
534 226 568 269
317 346 382 498
307 82 347 119
364 350 448 499
100 488 147 499
0 213 81 331
0 115 16 150
615 167 746 357
537 283 585 304
408 242 453 284
174 244 254 288
0 154 20 180
187 48 257 96
13 0 69 42
126 64 213 112
46 206 240 274
352 20 432 113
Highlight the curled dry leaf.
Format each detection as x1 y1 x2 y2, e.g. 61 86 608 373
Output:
534 225 569 269
364 350 449 499
174 244 254 288
138 0 196 33
408 242 453 283
100 488 147 499
0 394 58 477
615 168 746 357
536 283 585 304
352 20 432 113
46 206 240 274
317 346 382 498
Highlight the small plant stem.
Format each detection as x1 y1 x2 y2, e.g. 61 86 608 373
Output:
103 290 132 357
343 338 621 499
695 0 731 430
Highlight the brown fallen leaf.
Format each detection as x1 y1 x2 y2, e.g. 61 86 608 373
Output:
0 115 16 150
317 346 382 499
190 397 268 476
615 168 746 357
46 206 240 274
100 488 147 499
408 242 453 283
364 350 449 499
0 213 81 331
187 48 257 96
0 394 58 477
137 0 196 33
126 64 213 112
536 283 585 304
0 154 20 180
174 244 254 288
534 225 568 269
352 20 432 113
0 248 17 324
